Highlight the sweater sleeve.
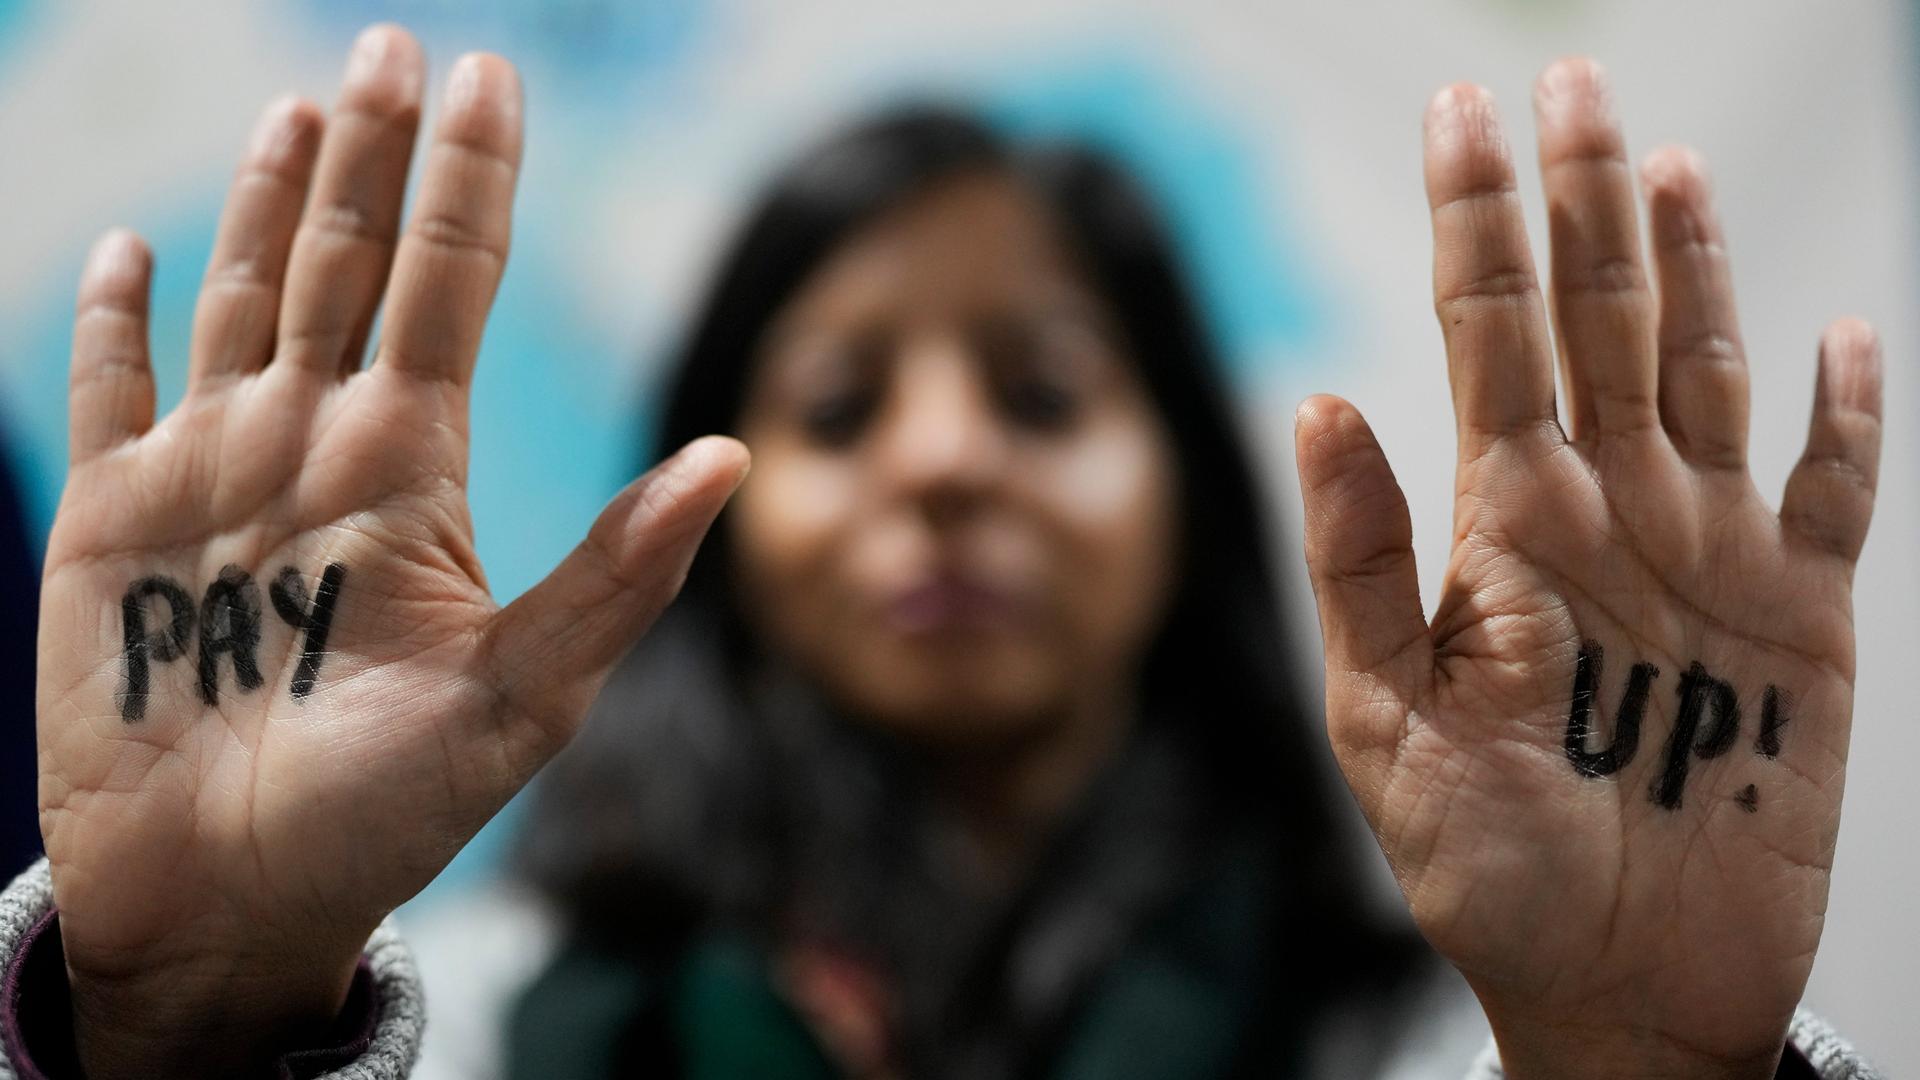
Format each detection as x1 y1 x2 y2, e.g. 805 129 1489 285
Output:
1461 1013 1884 1080
0 858 425 1080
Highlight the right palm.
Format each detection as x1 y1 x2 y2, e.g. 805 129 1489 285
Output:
34 25 746 1075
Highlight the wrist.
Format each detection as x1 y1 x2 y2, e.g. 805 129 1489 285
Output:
65 938 363 1080
1487 1013 1784 1080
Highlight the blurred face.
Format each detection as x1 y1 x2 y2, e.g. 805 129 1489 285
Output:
729 172 1180 748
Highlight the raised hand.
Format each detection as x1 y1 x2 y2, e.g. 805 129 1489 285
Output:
1294 60 1880 1079
37 25 747 1077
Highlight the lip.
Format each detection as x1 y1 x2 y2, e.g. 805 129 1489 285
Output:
882 572 1020 635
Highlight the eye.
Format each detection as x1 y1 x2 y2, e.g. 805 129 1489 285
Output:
979 318 1100 434
801 388 877 449
769 332 887 451
998 376 1078 432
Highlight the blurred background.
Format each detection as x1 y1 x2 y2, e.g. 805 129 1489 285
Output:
0 0 1912 1072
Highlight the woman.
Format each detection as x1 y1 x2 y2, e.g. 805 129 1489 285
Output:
1 24 1885 1080
496 104 1424 1079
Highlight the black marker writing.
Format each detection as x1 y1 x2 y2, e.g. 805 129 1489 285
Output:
114 563 350 717
119 576 195 723
269 562 347 699
1693 677 1742 760
1563 641 1656 778
1651 662 1741 810
196 564 264 706
1563 642 1800 810
1757 685 1790 758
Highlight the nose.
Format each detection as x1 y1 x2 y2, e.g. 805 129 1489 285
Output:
872 336 1008 520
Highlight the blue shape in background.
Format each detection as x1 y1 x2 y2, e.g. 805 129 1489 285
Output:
0 0 38 69
977 49 1327 382
289 0 711 105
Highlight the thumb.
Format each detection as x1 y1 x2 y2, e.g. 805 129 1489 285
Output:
481 434 750 751
1295 396 1432 762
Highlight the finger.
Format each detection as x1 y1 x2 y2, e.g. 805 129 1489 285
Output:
69 230 157 464
374 53 522 386
188 96 324 390
1295 396 1432 763
1781 319 1882 565
1642 145 1749 469
1534 58 1658 440
1424 84 1559 454
277 24 424 376
482 436 751 754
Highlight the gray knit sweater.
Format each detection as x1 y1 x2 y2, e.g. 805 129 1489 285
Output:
0 859 1883 1079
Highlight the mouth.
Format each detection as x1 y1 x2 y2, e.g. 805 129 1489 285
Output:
881 570 1021 636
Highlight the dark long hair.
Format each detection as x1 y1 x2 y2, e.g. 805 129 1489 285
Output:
519 105 1413 1074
